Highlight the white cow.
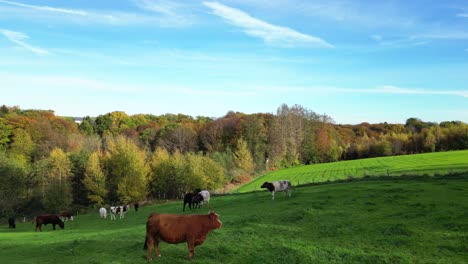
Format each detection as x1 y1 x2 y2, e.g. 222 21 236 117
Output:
199 190 210 206
99 207 107 218
260 180 292 200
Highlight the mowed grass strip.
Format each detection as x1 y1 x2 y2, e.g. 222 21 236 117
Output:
1 175 467 264
237 150 468 193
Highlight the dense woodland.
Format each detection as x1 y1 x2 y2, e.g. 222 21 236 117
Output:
1 104 467 218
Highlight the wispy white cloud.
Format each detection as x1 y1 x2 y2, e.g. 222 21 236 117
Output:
0 73 141 93
0 0 191 27
246 84 468 99
133 0 195 26
370 34 382 42
135 0 181 16
203 1 333 48
413 31 468 40
0 0 87 15
0 29 49 55
369 34 429 47
457 13 468 18
294 1 416 29
329 85 468 98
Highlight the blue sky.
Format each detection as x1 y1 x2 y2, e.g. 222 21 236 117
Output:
0 0 467 124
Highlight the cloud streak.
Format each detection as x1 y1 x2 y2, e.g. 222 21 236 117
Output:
0 0 87 15
328 85 468 98
203 1 333 48
0 29 49 55
0 0 191 27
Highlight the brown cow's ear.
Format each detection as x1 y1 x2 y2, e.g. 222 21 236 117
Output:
209 212 218 219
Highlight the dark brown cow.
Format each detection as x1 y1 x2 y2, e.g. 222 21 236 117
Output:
8 217 16 229
144 211 222 261
59 211 74 221
183 193 195 211
34 214 64 232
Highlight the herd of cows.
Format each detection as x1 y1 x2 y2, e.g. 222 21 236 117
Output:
5 180 292 261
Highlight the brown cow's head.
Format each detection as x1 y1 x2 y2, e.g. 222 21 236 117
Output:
209 212 222 229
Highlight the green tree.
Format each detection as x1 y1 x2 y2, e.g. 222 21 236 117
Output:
42 148 73 212
78 117 95 135
82 151 107 206
104 136 149 203
9 128 35 158
0 118 13 150
234 138 254 181
0 153 29 217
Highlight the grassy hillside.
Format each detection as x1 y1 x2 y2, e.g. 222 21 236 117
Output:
237 150 468 193
1 174 467 263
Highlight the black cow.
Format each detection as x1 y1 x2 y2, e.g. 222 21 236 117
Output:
183 193 194 211
191 194 204 209
134 203 139 212
8 217 16 229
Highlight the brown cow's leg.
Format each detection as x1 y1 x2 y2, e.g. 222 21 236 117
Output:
187 240 195 260
146 236 154 261
155 239 161 257
53 224 56 230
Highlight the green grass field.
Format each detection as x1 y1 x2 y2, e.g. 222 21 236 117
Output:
237 150 468 193
1 174 467 263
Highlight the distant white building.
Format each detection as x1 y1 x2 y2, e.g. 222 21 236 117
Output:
74 117 83 124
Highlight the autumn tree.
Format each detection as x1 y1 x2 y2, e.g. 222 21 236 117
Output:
42 148 73 212
0 153 30 217
9 128 35 161
104 136 149 203
234 137 254 182
0 118 13 150
82 151 106 206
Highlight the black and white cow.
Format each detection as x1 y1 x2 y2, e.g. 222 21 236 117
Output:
110 205 129 220
198 190 210 206
260 180 292 200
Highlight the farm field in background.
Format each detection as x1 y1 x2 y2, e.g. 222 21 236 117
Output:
237 150 468 193
1 174 467 263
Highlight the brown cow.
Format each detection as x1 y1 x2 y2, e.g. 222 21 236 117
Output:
144 211 222 261
59 211 74 221
34 214 64 232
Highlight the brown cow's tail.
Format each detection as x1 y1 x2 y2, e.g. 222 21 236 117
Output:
143 235 148 250
143 215 151 250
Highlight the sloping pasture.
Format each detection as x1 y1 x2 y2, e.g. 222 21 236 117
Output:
237 150 468 193
1 175 467 263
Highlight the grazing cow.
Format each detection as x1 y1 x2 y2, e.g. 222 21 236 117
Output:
191 193 204 209
110 205 129 220
144 211 222 261
34 214 64 232
183 193 195 212
199 190 210 206
59 211 74 221
261 180 292 200
99 207 107 218
8 217 16 229
134 203 139 212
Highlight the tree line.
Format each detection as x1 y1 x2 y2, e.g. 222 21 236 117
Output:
0 104 467 217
